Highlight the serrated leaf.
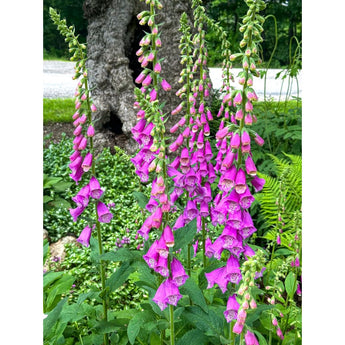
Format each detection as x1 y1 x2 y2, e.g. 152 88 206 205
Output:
43 297 68 339
52 181 73 192
254 330 268 345
106 261 135 292
176 328 208 345
127 310 154 344
285 271 297 298
180 278 208 313
132 191 149 208
43 271 64 289
174 218 197 250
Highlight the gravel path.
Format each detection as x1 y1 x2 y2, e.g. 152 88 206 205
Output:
43 60 302 100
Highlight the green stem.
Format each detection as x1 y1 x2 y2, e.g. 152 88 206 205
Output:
202 217 207 268
169 304 175 345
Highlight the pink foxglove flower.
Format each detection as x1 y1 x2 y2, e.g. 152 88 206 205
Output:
171 257 189 286
224 294 240 322
89 176 104 199
91 104 97 112
97 201 113 223
244 331 259 345
161 79 171 91
82 152 93 172
72 184 90 208
162 225 174 247
77 225 93 247
87 125 95 137
250 176 265 192
69 205 85 222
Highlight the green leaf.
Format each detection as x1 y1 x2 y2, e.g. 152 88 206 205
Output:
174 219 197 250
43 271 64 289
43 297 68 339
127 310 154 344
176 328 209 345
43 195 54 203
43 176 62 189
245 304 276 326
285 271 297 298
53 181 73 192
180 278 208 313
253 330 268 345
94 319 127 334
274 248 294 256
106 261 135 292
46 275 75 311
99 248 142 262
132 191 149 208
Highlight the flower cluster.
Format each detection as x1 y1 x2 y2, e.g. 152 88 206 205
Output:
201 0 267 327
49 8 113 247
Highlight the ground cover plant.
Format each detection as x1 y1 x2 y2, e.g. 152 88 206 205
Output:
44 1 302 344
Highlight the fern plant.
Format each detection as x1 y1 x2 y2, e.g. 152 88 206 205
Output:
256 153 301 249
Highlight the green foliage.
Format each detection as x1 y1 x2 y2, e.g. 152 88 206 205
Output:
43 0 87 59
43 98 75 123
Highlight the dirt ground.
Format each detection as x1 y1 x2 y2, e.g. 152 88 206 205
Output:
43 122 131 155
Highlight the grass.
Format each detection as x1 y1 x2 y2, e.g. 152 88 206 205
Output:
43 98 75 124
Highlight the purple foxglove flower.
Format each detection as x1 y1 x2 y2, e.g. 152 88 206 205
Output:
86 125 95 137
244 331 259 345
89 176 104 199
184 200 198 221
72 111 79 120
171 257 189 286
69 150 80 162
91 104 97 112
241 131 251 146
185 169 198 188
97 202 113 223
196 130 204 149
207 109 213 121
221 150 235 170
146 197 159 213
230 133 240 149
69 205 85 222
200 201 209 217
204 141 213 161
277 235 281 245
135 71 147 84
239 187 255 209
152 207 163 228
72 184 90 208
297 282 302 296
173 213 185 230
152 280 168 311
143 240 159 268
245 155 257 176
75 102 81 110
220 225 238 249
233 321 244 334
216 127 229 141
224 294 240 322
250 176 265 192
220 138 228 154
205 238 213 258
242 143 251 154
180 147 190 166
276 328 284 340
225 256 242 285
78 136 88 151
164 278 182 306
70 167 84 184
209 236 225 260
73 125 83 136
193 240 198 257
154 62 161 73
163 225 174 247
243 244 256 257
142 74 152 87
138 215 153 240
245 113 253 125
235 109 243 120
150 88 157 101
233 92 242 105
245 101 253 112
79 114 87 124
82 152 93 172
77 225 93 247
228 189 241 212
161 79 171 91
230 236 244 257
254 267 266 280
155 255 169 277
205 266 227 290
254 134 264 146
235 169 247 194
69 156 82 173
239 211 256 239
219 165 237 192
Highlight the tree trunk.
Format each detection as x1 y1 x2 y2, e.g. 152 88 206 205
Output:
83 0 194 153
